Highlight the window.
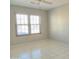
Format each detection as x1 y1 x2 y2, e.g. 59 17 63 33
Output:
16 14 40 36
30 15 40 34
16 14 29 35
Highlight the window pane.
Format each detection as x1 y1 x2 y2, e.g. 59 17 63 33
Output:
20 15 25 24
36 16 40 24
24 25 29 34
24 15 28 24
21 25 29 35
30 15 34 24
16 14 28 24
16 14 21 24
17 25 29 35
34 16 37 24
30 15 40 24
17 25 22 35
31 25 40 34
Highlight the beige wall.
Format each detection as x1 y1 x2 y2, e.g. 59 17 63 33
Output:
48 4 69 43
11 4 69 45
10 5 48 45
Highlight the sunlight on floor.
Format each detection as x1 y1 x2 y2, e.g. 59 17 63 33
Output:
11 39 69 59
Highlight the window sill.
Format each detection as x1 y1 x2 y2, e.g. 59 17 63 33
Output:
16 33 41 37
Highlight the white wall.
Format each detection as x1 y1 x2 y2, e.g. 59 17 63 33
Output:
48 4 69 43
10 5 48 45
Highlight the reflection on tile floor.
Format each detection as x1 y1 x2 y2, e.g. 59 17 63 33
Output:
11 39 69 59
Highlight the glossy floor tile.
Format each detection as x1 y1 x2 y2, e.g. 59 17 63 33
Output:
11 39 69 59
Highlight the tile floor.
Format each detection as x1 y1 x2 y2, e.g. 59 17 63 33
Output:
11 39 69 59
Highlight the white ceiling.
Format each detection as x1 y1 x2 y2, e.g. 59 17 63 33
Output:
10 0 69 10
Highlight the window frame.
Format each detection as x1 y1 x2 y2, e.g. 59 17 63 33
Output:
30 15 41 34
16 14 29 36
16 14 41 36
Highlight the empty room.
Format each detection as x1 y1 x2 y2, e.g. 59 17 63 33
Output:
10 0 69 59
